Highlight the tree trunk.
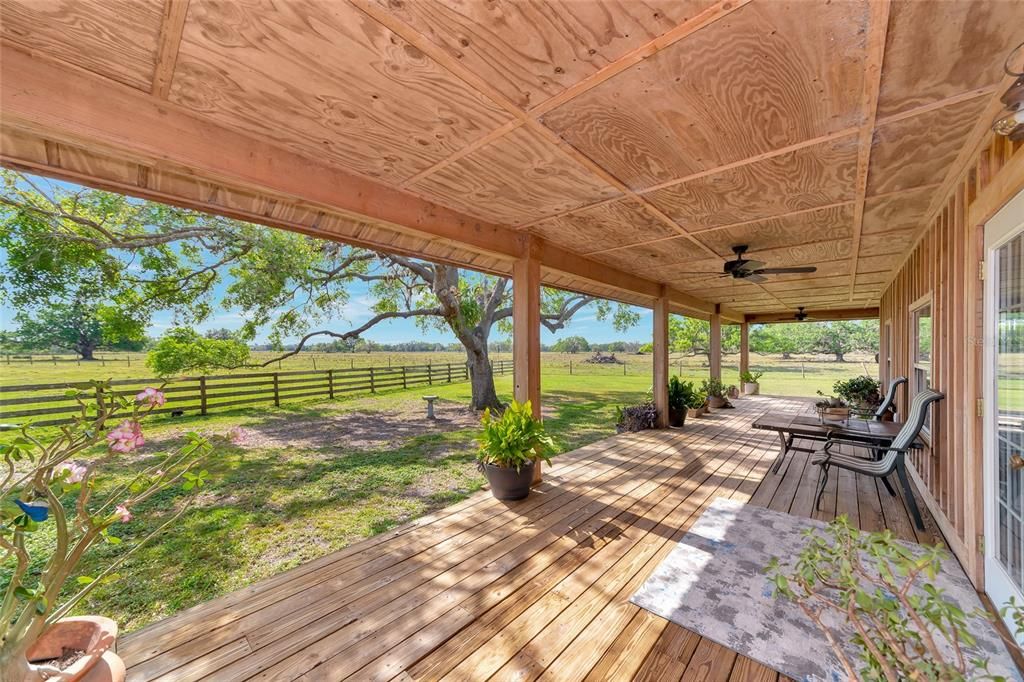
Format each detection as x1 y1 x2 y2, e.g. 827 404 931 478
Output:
467 350 501 411
834 351 845 362
77 342 96 361
782 352 792 359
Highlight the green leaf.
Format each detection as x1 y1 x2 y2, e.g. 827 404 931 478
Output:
76 576 95 585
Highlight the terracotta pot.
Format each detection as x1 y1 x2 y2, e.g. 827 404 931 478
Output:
742 382 760 395
707 396 727 409
26 616 125 682
685 407 703 419
481 460 535 501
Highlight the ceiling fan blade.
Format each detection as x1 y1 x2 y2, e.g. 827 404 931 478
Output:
745 274 768 283
740 260 765 271
753 266 818 275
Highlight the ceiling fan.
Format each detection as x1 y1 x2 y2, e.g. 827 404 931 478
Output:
794 307 814 321
719 245 818 283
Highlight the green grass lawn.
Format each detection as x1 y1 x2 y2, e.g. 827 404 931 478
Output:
2 374 658 633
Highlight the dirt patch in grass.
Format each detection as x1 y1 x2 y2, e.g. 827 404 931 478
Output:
226 400 482 451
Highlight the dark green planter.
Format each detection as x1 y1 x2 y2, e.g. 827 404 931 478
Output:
668 406 687 428
481 460 535 500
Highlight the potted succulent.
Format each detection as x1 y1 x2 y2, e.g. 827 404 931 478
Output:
740 370 764 395
832 376 882 417
615 402 658 433
667 376 697 428
477 400 554 501
727 384 740 400
0 382 211 682
701 378 729 409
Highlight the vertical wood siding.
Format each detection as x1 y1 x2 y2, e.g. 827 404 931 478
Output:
880 135 1023 584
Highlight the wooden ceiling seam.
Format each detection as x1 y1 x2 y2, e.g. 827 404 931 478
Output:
846 0 891 301
347 0 730 266
150 0 190 99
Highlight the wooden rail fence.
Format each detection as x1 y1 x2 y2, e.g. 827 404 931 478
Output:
0 360 513 429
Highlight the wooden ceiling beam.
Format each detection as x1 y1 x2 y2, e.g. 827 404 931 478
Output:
846 0 891 301
0 43 728 318
745 308 880 324
151 0 190 99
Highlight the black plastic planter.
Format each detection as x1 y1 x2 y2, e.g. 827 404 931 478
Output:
481 460 535 500
668 406 687 428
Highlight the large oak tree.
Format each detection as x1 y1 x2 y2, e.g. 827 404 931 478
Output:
0 171 636 409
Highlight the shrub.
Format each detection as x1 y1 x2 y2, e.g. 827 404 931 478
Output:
832 375 881 408
700 377 727 398
477 400 554 472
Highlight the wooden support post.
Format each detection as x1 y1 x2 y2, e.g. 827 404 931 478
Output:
514 236 542 483
653 287 669 429
739 322 750 378
199 376 208 416
710 309 722 382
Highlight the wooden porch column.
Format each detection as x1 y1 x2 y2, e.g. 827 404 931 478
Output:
513 237 542 482
653 287 670 428
709 309 722 382
739 322 750 377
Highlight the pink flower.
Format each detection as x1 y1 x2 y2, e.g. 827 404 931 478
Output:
107 420 145 453
135 387 166 407
114 504 132 523
59 462 87 484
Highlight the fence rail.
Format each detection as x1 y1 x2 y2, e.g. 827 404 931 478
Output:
0 360 514 429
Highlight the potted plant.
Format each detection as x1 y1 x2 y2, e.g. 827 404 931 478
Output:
727 384 740 400
767 516 1024 680
667 377 697 428
615 402 658 433
831 375 882 417
740 370 764 395
815 392 850 424
477 399 554 501
0 382 212 682
701 378 728 409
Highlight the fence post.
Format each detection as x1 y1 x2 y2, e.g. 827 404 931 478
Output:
328 369 335 399
273 373 280 406
570 360 572 375
312 356 317 371
369 366 376 393
199 376 208 416
447 363 453 383
126 354 131 367
52 355 57 366
428 362 433 385
402 366 407 389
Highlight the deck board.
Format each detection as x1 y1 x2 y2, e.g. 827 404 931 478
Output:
121 396 941 681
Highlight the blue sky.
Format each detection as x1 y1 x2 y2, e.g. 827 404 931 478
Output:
0 174 652 347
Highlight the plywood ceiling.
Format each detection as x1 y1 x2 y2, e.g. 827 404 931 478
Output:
1 0 1022 315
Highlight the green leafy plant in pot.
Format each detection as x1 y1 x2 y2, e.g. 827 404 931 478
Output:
477 400 554 501
739 369 764 395
832 375 882 417
701 378 729 409
667 376 697 428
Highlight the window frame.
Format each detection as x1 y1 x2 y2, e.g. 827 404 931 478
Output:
909 294 933 441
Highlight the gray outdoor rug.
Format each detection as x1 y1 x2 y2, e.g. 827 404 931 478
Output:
630 498 1021 681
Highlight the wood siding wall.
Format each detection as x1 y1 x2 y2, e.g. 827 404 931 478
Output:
880 134 1024 584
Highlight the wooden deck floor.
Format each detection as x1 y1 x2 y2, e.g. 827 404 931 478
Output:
119 396 944 681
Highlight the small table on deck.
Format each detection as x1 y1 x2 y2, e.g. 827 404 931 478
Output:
752 413 913 475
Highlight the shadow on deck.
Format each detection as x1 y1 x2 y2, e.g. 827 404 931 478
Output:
118 396 944 681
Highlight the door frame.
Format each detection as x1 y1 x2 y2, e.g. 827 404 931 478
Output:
983 187 1024 633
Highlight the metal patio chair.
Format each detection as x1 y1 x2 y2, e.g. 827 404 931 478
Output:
873 376 907 421
812 388 944 531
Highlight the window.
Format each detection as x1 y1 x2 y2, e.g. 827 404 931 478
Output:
912 302 932 434
884 320 892 386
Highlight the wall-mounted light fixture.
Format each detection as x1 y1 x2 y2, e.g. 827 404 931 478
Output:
993 41 1024 142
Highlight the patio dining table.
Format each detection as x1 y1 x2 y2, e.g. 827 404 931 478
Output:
752 413 918 474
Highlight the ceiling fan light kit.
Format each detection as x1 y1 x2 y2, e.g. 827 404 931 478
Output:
992 40 1024 141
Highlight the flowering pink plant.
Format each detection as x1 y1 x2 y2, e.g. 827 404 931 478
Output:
0 381 211 679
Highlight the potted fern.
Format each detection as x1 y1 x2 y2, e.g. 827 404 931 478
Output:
667 377 697 428
740 369 764 395
0 382 211 682
477 400 554 501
